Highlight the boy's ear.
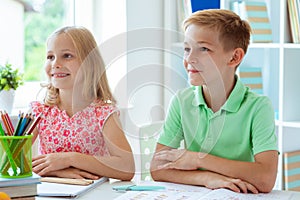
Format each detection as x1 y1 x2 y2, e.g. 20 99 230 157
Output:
228 48 244 67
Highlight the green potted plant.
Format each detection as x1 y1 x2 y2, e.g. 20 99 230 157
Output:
0 63 24 113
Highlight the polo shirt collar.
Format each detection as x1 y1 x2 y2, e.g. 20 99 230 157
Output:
192 86 205 107
192 76 247 113
223 77 247 112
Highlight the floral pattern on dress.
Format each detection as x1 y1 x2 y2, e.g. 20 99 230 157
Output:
30 101 118 157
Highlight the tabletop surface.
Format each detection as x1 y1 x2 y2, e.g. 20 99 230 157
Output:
34 179 300 200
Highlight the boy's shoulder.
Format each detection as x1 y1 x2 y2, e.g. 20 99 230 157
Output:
171 86 201 107
244 89 273 107
176 86 197 97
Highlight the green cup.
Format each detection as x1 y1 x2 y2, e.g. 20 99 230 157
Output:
0 135 33 178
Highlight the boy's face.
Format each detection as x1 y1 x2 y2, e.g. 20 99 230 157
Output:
183 24 234 87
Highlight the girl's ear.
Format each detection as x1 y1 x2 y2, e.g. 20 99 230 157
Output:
228 48 245 68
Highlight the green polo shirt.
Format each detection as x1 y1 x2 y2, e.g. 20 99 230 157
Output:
158 78 278 162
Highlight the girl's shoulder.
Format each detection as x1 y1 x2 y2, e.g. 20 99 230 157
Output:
92 99 117 109
91 100 119 116
30 101 51 116
30 101 47 109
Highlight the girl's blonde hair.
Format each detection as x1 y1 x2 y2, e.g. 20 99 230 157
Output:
44 26 115 106
183 9 251 54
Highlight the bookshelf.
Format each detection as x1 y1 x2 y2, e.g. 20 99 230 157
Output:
164 0 300 191
220 0 300 190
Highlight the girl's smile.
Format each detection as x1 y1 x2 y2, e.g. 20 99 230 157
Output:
51 72 71 78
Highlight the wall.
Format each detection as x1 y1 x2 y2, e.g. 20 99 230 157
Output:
0 0 24 68
126 0 164 126
125 0 164 181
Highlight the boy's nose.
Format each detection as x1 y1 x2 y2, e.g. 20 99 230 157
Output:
186 56 198 65
185 51 198 65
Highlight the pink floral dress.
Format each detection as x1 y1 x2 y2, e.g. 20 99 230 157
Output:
30 101 118 157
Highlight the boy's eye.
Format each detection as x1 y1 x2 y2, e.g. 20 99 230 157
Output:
200 47 209 51
184 47 190 52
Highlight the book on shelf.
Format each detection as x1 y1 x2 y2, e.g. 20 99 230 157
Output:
230 0 272 43
238 66 263 95
179 0 220 17
284 150 300 191
177 0 220 33
287 0 300 43
189 0 220 12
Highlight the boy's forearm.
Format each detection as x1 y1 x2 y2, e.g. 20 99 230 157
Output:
197 151 278 192
151 168 259 194
153 149 277 192
151 168 208 186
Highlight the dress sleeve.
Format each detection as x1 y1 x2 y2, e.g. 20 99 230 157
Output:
97 104 120 131
29 101 47 117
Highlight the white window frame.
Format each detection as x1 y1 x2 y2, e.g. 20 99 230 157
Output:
10 0 126 114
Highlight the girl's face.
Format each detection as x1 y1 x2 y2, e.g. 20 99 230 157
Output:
45 33 81 90
183 24 233 86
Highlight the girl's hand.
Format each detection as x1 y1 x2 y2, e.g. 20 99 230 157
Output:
204 171 258 194
32 152 74 175
40 167 100 180
153 149 200 170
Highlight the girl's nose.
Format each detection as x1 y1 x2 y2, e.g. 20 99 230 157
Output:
51 60 62 69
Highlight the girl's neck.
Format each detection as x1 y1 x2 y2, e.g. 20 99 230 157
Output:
58 89 94 117
58 90 74 116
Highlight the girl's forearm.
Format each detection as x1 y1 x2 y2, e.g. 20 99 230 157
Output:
69 152 135 181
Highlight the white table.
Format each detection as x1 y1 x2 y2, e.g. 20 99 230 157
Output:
35 180 300 200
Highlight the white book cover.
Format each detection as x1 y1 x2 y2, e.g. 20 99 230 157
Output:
37 176 107 198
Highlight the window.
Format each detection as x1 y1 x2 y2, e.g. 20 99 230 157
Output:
0 0 126 114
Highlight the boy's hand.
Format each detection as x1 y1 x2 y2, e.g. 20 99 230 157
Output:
204 171 258 194
153 149 201 170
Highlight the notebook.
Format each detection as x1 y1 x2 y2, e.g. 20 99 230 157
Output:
37 176 107 197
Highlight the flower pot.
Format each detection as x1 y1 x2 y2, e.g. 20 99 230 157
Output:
0 89 15 114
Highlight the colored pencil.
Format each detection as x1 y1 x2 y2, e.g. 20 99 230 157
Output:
13 112 23 136
26 113 42 135
0 111 10 135
4 111 14 133
16 114 28 136
0 123 18 174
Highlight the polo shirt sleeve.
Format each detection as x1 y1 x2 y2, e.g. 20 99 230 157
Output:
158 94 184 148
252 97 278 155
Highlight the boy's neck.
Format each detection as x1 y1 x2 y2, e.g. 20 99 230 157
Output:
202 76 236 112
